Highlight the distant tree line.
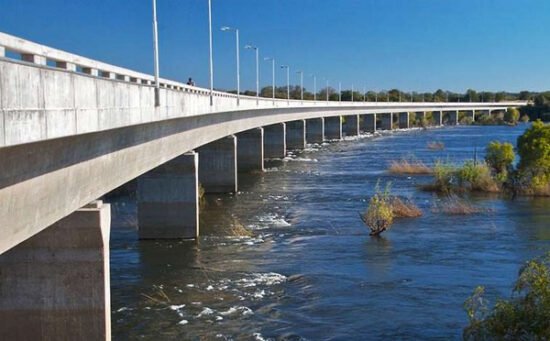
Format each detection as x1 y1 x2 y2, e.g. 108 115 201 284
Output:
221 86 550 121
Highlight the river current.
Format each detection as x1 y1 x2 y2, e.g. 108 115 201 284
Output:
110 124 550 340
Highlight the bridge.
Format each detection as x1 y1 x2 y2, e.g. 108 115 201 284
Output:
0 32 523 340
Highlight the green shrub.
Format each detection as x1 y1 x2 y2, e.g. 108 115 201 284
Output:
457 161 500 192
433 160 457 193
463 252 550 340
361 182 394 236
520 115 530 123
485 141 515 182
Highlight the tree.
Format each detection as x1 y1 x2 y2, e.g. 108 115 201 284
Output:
433 89 447 102
463 252 550 340
485 141 515 181
517 120 550 188
504 107 520 124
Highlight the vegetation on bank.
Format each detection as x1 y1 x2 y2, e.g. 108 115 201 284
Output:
420 121 550 196
463 252 550 340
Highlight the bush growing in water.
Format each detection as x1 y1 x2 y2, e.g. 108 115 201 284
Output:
361 183 394 236
388 157 432 175
457 161 500 192
463 252 550 340
432 160 457 193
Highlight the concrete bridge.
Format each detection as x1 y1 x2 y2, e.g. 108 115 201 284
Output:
0 32 523 339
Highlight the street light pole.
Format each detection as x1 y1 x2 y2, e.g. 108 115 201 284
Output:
297 71 304 102
351 84 354 102
326 79 329 103
311 75 317 101
264 57 275 101
221 26 240 105
281 65 290 103
339 82 342 102
245 45 259 104
152 0 160 107
208 0 214 106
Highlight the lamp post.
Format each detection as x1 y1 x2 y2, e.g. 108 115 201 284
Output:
244 45 259 104
296 71 304 102
281 65 290 103
311 74 317 101
339 82 342 102
207 0 214 105
152 0 160 106
264 57 275 101
221 26 240 105
363 86 366 102
325 79 329 103
351 84 354 102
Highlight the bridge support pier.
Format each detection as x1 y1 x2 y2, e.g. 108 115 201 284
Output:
324 116 342 140
343 115 360 136
264 123 286 159
237 128 264 172
379 113 392 130
449 111 458 125
137 152 199 239
433 111 442 126
398 112 409 129
198 136 238 193
286 120 306 150
362 114 376 133
0 201 111 341
306 118 324 144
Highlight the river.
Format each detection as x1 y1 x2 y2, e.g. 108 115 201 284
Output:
110 124 550 340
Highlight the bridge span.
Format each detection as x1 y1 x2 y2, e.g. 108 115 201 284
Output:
0 32 524 340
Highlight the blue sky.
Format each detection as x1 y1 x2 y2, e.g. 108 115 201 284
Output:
1 0 549 92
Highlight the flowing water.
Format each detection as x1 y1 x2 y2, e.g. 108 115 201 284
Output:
110 125 550 340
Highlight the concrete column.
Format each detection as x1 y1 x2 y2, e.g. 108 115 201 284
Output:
398 112 410 129
449 111 458 125
379 113 392 130
137 152 199 239
236 128 264 172
471 110 476 122
325 116 342 140
362 114 376 133
286 120 306 150
343 114 360 136
0 201 111 341
306 118 324 144
198 136 237 193
264 123 286 159
433 111 442 126
0 46 5 57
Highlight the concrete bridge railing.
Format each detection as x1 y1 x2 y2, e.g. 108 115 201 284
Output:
0 32 524 147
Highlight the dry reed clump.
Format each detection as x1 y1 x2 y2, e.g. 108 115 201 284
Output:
388 159 433 175
427 141 445 151
227 217 253 237
389 196 423 218
433 194 488 215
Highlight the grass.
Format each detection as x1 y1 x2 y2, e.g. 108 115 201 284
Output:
427 141 445 150
432 194 488 215
388 158 432 175
390 196 423 218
